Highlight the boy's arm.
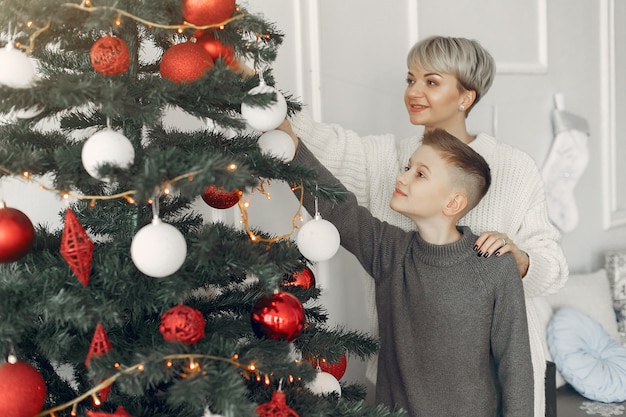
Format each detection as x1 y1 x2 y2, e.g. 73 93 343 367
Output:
279 110 410 213
290 140 407 279
490 257 535 417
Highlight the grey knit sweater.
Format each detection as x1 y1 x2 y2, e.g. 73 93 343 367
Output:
294 143 534 417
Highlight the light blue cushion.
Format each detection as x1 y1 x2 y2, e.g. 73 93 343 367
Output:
548 307 626 403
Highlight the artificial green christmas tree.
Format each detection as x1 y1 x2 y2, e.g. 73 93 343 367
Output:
0 1 405 416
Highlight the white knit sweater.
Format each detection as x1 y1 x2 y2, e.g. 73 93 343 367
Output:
290 109 569 417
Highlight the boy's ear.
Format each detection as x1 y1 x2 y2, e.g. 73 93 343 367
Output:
444 193 468 217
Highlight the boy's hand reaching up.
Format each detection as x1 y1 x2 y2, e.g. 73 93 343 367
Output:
277 118 299 149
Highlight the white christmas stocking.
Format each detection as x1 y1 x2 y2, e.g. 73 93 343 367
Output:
541 110 589 232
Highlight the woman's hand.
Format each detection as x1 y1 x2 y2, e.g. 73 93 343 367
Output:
232 58 256 77
474 231 530 278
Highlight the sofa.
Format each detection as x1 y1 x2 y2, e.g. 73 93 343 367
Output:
537 250 626 417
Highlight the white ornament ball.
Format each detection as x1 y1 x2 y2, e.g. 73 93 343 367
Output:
130 217 187 278
202 407 226 417
0 44 36 88
14 105 43 119
81 129 135 180
257 129 295 162
240 81 287 132
296 215 340 262
306 371 342 396
0 106 42 126
205 117 238 139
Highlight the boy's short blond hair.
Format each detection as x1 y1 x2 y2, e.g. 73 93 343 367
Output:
422 129 491 216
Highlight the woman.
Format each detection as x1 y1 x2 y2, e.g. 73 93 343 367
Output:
278 36 568 416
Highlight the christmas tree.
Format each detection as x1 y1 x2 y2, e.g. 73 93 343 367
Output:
0 1 405 416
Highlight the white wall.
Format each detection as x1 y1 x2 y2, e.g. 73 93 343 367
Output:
2 0 624 400
243 0 626 397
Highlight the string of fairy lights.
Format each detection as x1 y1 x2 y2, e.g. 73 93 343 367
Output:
32 352 302 417
1 0 305 243
14 1 273 55
1 3 315 414
0 165 306 243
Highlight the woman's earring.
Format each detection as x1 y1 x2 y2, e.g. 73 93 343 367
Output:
459 105 465 111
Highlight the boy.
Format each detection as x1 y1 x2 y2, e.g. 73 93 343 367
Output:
291 129 533 416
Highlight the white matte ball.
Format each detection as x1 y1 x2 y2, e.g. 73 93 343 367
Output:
240 83 287 132
296 216 340 262
14 105 43 119
306 371 342 396
0 106 42 125
257 129 295 162
130 217 187 278
0 44 36 88
82 129 135 180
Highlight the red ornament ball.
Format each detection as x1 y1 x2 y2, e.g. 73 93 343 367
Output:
255 390 299 417
160 42 214 84
87 406 132 417
251 291 305 341
201 184 241 209
0 205 35 263
309 354 348 380
90 35 130 76
159 304 206 345
0 361 47 417
282 265 316 289
193 30 235 65
182 0 236 26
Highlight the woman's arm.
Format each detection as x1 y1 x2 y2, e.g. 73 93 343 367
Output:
472 151 569 297
514 187 569 297
283 110 405 211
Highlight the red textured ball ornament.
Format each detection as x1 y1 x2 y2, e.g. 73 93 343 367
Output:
160 42 214 84
160 304 206 345
251 291 305 341
282 265 316 289
255 390 299 417
0 205 35 263
0 361 47 417
182 0 236 26
201 184 241 209
193 30 235 65
90 35 130 76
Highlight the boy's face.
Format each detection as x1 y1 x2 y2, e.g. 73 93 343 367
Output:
390 144 455 221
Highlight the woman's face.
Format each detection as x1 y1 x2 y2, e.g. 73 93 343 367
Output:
404 62 467 131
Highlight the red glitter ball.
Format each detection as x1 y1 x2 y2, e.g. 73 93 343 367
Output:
193 30 235 65
160 42 214 84
201 184 241 209
0 361 46 417
182 0 236 26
